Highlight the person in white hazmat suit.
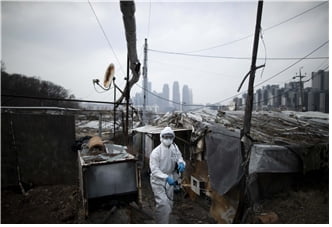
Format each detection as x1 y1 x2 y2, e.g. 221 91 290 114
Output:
149 126 186 224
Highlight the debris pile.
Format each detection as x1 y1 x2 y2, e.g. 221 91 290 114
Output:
153 109 328 145
79 136 134 165
150 108 328 223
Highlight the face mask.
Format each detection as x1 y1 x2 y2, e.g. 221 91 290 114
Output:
162 138 173 147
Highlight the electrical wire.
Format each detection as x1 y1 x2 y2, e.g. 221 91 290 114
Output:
133 61 328 111
1 93 126 105
164 181 185 202
148 49 328 61
135 83 182 105
215 40 329 105
183 34 253 54
136 41 328 108
149 58 234 78
88 0 125 76
183 1 327 54
93 82 111 94
259 27 267 79
312 59 329 72
254 41 329 88
138 58 328 109
263 1 328 32
135 83 221 108
303 65 329 83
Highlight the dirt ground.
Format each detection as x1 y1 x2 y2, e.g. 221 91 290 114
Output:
254 189 329 224
1 125 329 224
245 170 329 224
1 171 215 224
1 168 329 224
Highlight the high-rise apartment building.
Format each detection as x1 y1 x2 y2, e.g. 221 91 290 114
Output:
172 81 181 110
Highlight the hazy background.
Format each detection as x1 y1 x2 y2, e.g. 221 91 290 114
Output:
2 0 329 105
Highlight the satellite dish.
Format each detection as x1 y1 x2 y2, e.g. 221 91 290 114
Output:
103 63 115 88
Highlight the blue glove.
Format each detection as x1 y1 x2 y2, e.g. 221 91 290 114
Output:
166 176 176 185
178 162 185 173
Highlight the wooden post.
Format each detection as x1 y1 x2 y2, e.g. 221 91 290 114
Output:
142 38 148 125
125 54 130 146
243 0 264 137
233 0 264 223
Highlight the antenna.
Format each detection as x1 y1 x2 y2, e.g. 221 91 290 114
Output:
104 63 115 88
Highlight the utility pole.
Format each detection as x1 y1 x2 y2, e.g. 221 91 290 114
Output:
142 38 148 125
233 0 264 223
293 67 306 112
125 54 130 145
243 0 263 138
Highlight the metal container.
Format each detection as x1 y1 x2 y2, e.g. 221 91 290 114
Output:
78 144 138 216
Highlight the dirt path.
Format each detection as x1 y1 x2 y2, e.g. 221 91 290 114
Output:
1 172 328 224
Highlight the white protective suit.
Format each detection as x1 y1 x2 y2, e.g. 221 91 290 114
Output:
149 127 186 224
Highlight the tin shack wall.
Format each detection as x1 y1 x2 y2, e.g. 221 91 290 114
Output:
1 112 77 187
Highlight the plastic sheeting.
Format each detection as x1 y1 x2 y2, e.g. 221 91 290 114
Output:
248 144 301 175
286 144 329 174
205 125 243 195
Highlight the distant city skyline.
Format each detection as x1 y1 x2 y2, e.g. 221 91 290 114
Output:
132 80 193 113
232 69 329 113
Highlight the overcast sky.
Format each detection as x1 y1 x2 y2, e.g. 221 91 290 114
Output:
2 0 329 105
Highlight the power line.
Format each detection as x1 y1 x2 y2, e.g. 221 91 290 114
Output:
134 83 231 110
254 41 329 88
134 62 329 110
263 1 327 32
148 48 328 60
312 59 329 72
303 65 329 83
215 64 328 108
183 1 327 54
135 82 217 108
252 66 328 106
135 83 182 105
215 40 329 105
184 34 253 54
138 41 328 108
1 94 126 105
149 58 234 78
88 0 125 76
